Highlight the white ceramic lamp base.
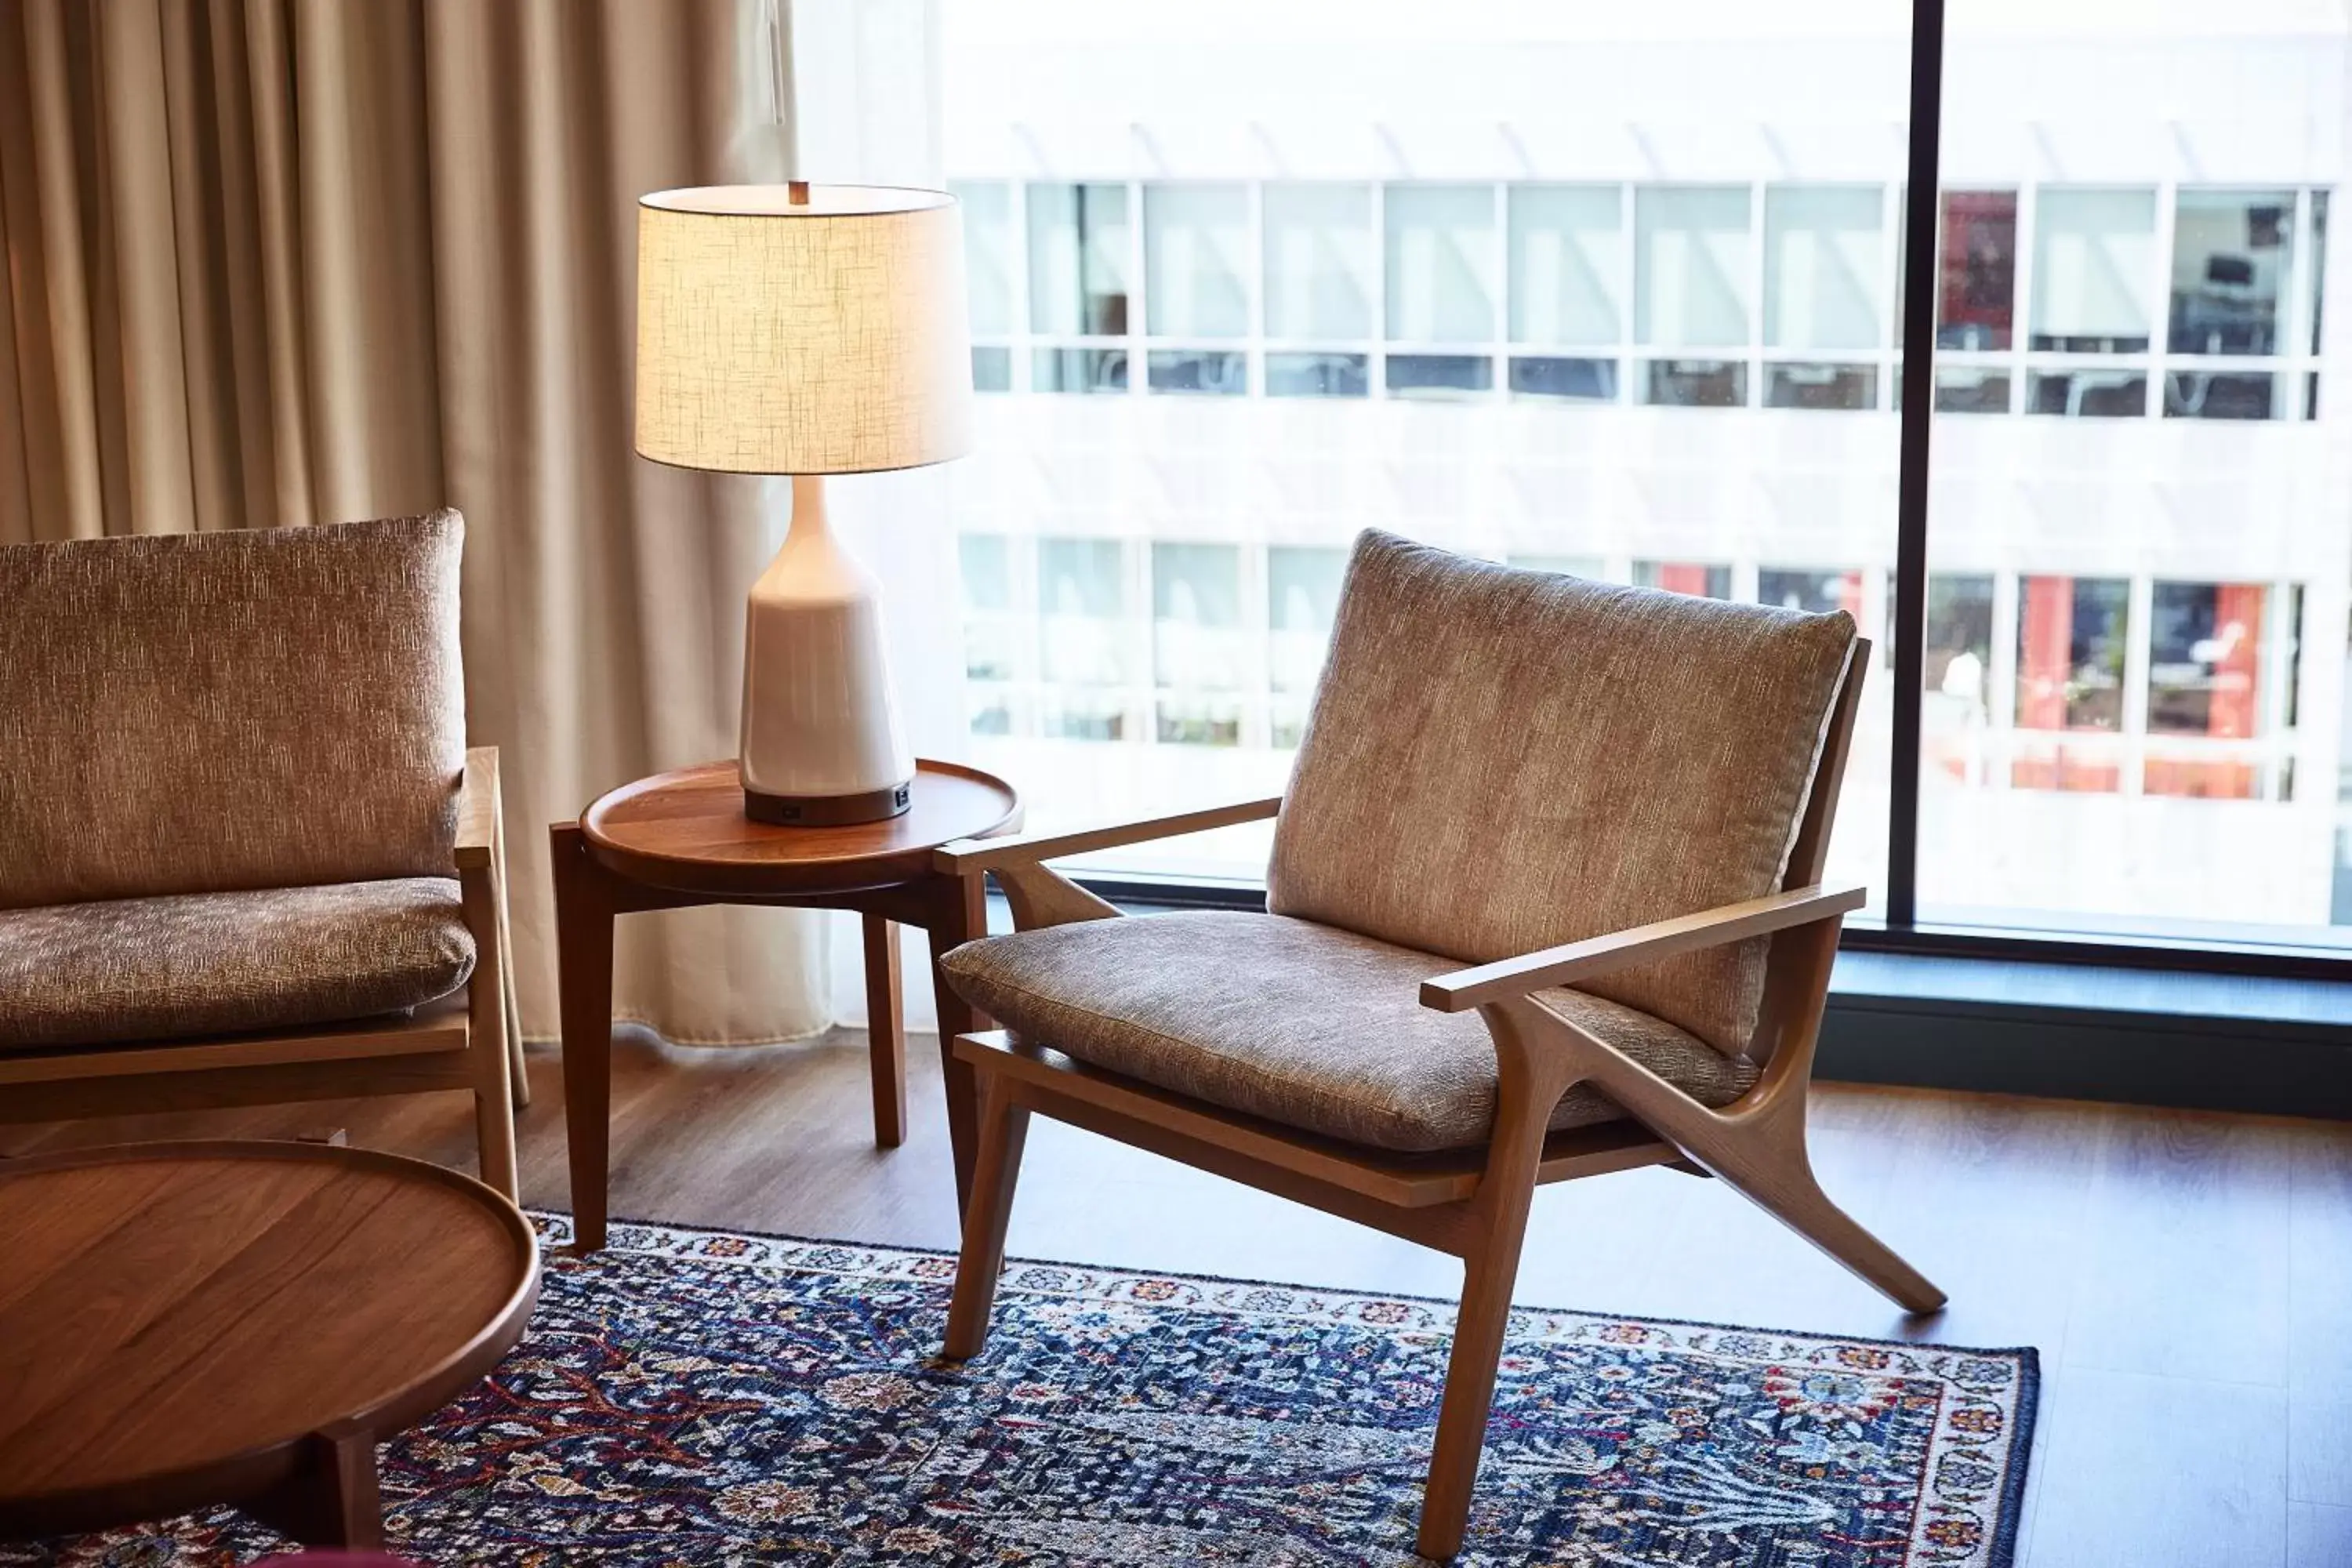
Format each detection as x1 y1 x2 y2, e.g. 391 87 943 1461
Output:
739 474 913 826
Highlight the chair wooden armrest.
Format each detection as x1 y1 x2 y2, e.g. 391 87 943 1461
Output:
455 746 502 872
933 795 1283 933
933 796 1283 875
1418 883 1867 1013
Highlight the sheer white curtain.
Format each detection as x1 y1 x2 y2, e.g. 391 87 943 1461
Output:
780 0 971 1034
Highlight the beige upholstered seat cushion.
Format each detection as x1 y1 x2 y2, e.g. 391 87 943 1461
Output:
0 514 466 909
939 911 1756 1153
1268 530 1856 1057
0 879 476 1051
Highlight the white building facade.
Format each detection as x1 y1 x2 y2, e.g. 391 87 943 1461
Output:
936 0 2352 942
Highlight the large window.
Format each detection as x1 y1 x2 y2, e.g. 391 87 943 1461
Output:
1144 185 1250 394
1914 9 2344 938
1385 185 1498 397
942 5 2351 956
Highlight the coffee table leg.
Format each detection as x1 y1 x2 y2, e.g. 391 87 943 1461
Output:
552 822 617 1252
245 1429 383 1549
862 914 908 1148
924 870 991 1218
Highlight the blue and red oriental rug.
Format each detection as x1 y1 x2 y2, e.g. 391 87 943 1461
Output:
8 1213 2037 1566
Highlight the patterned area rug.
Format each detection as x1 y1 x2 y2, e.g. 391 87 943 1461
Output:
9 1214 2037 1566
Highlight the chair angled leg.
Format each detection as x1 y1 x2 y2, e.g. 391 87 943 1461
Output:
1417 1202 1537 1560
1526 999 1946 1316
942 1069 1032 1362
1417 997 1573 1560
1700 1134 1946 1315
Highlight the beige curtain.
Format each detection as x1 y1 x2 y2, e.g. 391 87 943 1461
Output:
0 0 831 1044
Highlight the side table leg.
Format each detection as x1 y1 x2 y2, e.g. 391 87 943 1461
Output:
244 1428 383 1549
924 869 991 1218
862 913 907 1148
553 822 618 1252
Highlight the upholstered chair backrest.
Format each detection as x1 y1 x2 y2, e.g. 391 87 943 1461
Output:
1267 529 1857 1058
0 513 466 909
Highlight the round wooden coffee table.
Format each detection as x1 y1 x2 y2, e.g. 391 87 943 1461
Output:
552 758 1021 1249
0 1141 539 1548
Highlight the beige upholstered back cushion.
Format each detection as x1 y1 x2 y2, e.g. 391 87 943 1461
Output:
0 513 466 909
1266 530 1856 1057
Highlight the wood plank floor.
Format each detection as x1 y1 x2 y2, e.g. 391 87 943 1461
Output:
9 1027 2348 1567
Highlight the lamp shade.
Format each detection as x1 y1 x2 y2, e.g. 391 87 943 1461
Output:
635 184 973 475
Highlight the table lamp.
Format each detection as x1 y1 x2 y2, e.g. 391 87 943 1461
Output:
635 181 972 824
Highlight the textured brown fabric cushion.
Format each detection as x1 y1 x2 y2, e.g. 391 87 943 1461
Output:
940 911 1756 1153
0 514 466 909
1267 530 1854 1057
0 878 475 1051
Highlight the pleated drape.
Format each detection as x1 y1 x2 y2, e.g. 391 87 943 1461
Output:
0 0 832 1044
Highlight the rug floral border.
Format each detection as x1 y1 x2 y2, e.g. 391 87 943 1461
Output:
546 1212 2040 1568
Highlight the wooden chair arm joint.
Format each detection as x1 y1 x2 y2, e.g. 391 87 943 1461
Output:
933 795 1283 875
1421 883 1866 1013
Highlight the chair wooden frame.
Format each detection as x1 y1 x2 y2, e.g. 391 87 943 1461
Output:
928 640 1944 1560
0 747 528 1200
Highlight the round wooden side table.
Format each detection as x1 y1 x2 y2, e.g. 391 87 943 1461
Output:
551 757 1020 1249
0 1140 539 1549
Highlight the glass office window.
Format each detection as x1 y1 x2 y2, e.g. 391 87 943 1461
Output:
1937 191 2016 350
1508 186 1621 346
1925 575 1995 702
1509 357 1617 401
1385 185 1497 343
1263 183 1375 341
2145 580 2270 801
1633 561 1733 599
969 346 1011 393
1508 554 1607 578
1145 184 1251 339
1153 543 1247 745
1265 353 1368 397
2027 369 2147 418
1028 183 1130 336
2009 577 2129 793
1759 567 1864 618
2164 372 2277 419
2169 191 2292 357
1387 354 1493 397
1152 543 1246 688
1766 364 1876 409
2314 192 2331 355
1147 350 1247 395
1765 185 1884 350
2015 576 2130 732
953 180 1018 338
1635 187 1750 347
1268 545 1346 747
1033 347 1127 394
960 535 1020 683
1038 537 1134 739
1933 368 2010 412
1645 359 1747 407
1922 575 1996 782
2030 188 2157 353
1267 546 1347 693
2147 582 2267 737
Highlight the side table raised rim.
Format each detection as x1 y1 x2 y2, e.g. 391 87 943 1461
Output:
580 757 1021 899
